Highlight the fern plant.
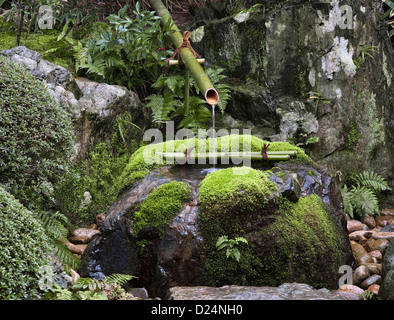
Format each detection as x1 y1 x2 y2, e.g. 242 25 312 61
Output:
145 67 230 131
34 210 81 270
341 170 391 219
45 273 137 300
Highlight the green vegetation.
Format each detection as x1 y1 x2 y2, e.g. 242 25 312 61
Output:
259 195 343 287
116 134 312 196
133 181 191 236
145 67 231 131
0 55 74 209
216 236 249 263
79 3 172 97
45 273 136 300
198 167 276 286
341 170 391 219
0 186 52 299
197 165 344 288
55 112 140 224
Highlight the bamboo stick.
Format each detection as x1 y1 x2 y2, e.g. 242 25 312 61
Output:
150 0 219 105
168 58 205 66
156 152 291 161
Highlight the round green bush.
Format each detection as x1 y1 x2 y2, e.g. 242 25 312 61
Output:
0 55 74 208
0 186 52 299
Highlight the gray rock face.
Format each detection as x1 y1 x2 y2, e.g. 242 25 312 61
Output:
0 46 146 160
166 283 352 300
191 0 394 178
379 238 394 299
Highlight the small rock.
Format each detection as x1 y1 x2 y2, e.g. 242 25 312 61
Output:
71 268 80 283
381 225 394 232
380 209 394 216
362 263 380 275
376 216 394 227
369 250 383 263
347 220 369 233
372 232 394 240
353 265 370 285
348 230 373 241
128 288 149 300
366 284 380 296
365 238 390 253
67 242 87 255
69 235 91 244
336 284 364 296
351 241 374 265
96 213 106 227
362 214 376 229
72 228 100 241
360 274 382 290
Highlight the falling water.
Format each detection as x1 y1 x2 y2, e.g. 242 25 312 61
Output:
212 104 216 169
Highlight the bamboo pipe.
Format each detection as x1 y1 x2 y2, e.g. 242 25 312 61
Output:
150 0 219 105
156 152 292 161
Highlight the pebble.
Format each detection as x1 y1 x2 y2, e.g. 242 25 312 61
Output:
345 211 394 299
360 274 381 290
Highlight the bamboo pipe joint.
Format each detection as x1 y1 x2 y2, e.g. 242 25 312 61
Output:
205 88 219 106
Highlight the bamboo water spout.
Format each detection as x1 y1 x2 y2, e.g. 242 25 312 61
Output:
149 0 219 105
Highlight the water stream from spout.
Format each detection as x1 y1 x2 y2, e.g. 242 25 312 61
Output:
212 104 216 169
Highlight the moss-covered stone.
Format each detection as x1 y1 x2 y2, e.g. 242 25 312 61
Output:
258 195 343 288
116 134 312 193
133 181 192 236
198 167 344 288
198 167 277 286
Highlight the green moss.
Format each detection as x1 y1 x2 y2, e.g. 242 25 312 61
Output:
117 134 312 193
55 112 140 224
199 167 276 219
346 120 362 150
198 167 277 286
133 181 191 236
0 26 75 70
259 195 343 287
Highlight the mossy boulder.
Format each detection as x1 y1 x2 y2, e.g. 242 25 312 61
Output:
116 134 311 194
80 145 352 297
198 167 348 289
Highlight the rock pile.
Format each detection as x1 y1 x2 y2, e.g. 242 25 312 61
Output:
337 209 394 299
65 213 105 259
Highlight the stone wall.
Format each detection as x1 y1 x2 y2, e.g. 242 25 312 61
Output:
190 0 394 179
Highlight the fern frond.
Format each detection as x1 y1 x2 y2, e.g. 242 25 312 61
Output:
354 170 391 193
350 186 380 217
105 273 135 285
53 239 81 270
341 185 354 218
215 83 231 115
34 211 69 240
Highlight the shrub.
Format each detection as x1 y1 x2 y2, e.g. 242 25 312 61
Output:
0 55 75 209
0 186 52 300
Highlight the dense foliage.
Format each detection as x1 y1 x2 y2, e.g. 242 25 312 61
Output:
0 186 52 299
0 55 74 209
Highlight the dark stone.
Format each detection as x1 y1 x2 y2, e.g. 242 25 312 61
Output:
79 163 354 298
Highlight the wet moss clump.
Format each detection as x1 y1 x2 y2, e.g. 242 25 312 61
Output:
198 167 277 286
117 134 312 193
132 181 192 237
198 166 343 288
258 195 344 288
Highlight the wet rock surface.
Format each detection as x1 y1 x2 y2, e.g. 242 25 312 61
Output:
79 163 353 298
166 283 352 300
